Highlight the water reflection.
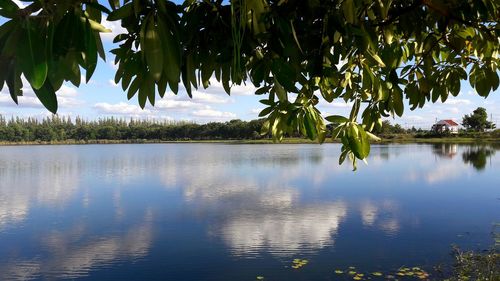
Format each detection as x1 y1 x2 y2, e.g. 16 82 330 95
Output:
360 200 400 236
221 201 347 257
432 143 458 158
0 143 498 280
0 151 80 229
1 211 153 280
461 146 496 171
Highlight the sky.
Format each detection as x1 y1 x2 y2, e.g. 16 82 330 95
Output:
0 1 498 128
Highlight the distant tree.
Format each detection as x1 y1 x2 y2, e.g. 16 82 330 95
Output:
0 115 270 142
372 120 407 135
462 107 495 132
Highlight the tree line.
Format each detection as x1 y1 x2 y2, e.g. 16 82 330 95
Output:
0 113 498 143
0 115 266 142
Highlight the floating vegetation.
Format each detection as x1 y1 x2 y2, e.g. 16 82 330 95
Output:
448 247 498 281
331 265 431 280
353 273 365 280
291 258 308 269
269 247 496 281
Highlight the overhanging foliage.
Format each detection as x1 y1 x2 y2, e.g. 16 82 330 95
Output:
0 0 499 168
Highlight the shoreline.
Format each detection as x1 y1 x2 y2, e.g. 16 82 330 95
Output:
1 137 500 146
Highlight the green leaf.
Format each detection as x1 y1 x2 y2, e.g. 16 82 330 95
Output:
366 50 386 68
271 58 297 92
358 124 370 158
0 0 20 18
107 3 133 21
144 15 163 81
290 20 303 53
84 18 111 33
304 112 317 140
141 75 155 106
366 131 381 141
157 17 181 89
138 83 148 109
273 78 287 101
33 81 58 114
259 107 273 117
108 0 120 10
392 89 404 117
486 68 499 91
19 21 48 90
260 119 270 136
84 20 98 82
342 0 355 24
339 148 349 165
325 115 348 123
5 64 22 104
346 124 370 160
127 76 142 100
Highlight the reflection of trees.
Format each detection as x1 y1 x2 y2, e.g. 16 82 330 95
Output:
432 143 458 158
461 146 496 171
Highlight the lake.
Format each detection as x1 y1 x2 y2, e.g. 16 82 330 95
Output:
0 143 498 280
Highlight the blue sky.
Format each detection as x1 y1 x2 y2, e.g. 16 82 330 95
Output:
0 1 498 128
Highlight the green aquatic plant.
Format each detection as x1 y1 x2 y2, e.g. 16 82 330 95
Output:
291 258 309 269
331 265 431 280
446 247 499 281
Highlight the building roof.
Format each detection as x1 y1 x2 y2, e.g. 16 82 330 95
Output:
436 119 459 126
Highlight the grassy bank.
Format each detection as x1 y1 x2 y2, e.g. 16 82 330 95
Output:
0 138 323 146
1 136 500 146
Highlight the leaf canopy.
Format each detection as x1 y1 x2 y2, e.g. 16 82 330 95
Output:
0 0 499 167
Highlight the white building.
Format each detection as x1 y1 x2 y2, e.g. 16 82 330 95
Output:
431 119 459 134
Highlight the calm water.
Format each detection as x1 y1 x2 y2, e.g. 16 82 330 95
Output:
0 143 498 280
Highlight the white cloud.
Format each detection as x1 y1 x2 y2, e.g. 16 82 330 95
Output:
108 80 119 88
100 19 128 42
321 101 353 108
191 109 237 119
0 90 42 108
196 78 257 96
403 115 425 121
93 102 177 120
58 85 83 107
94 102 150 115
187 91 234 104
108 60 119 70
156 100 208 110
1 80 82 109
250 108 263 114
442 98 471 106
